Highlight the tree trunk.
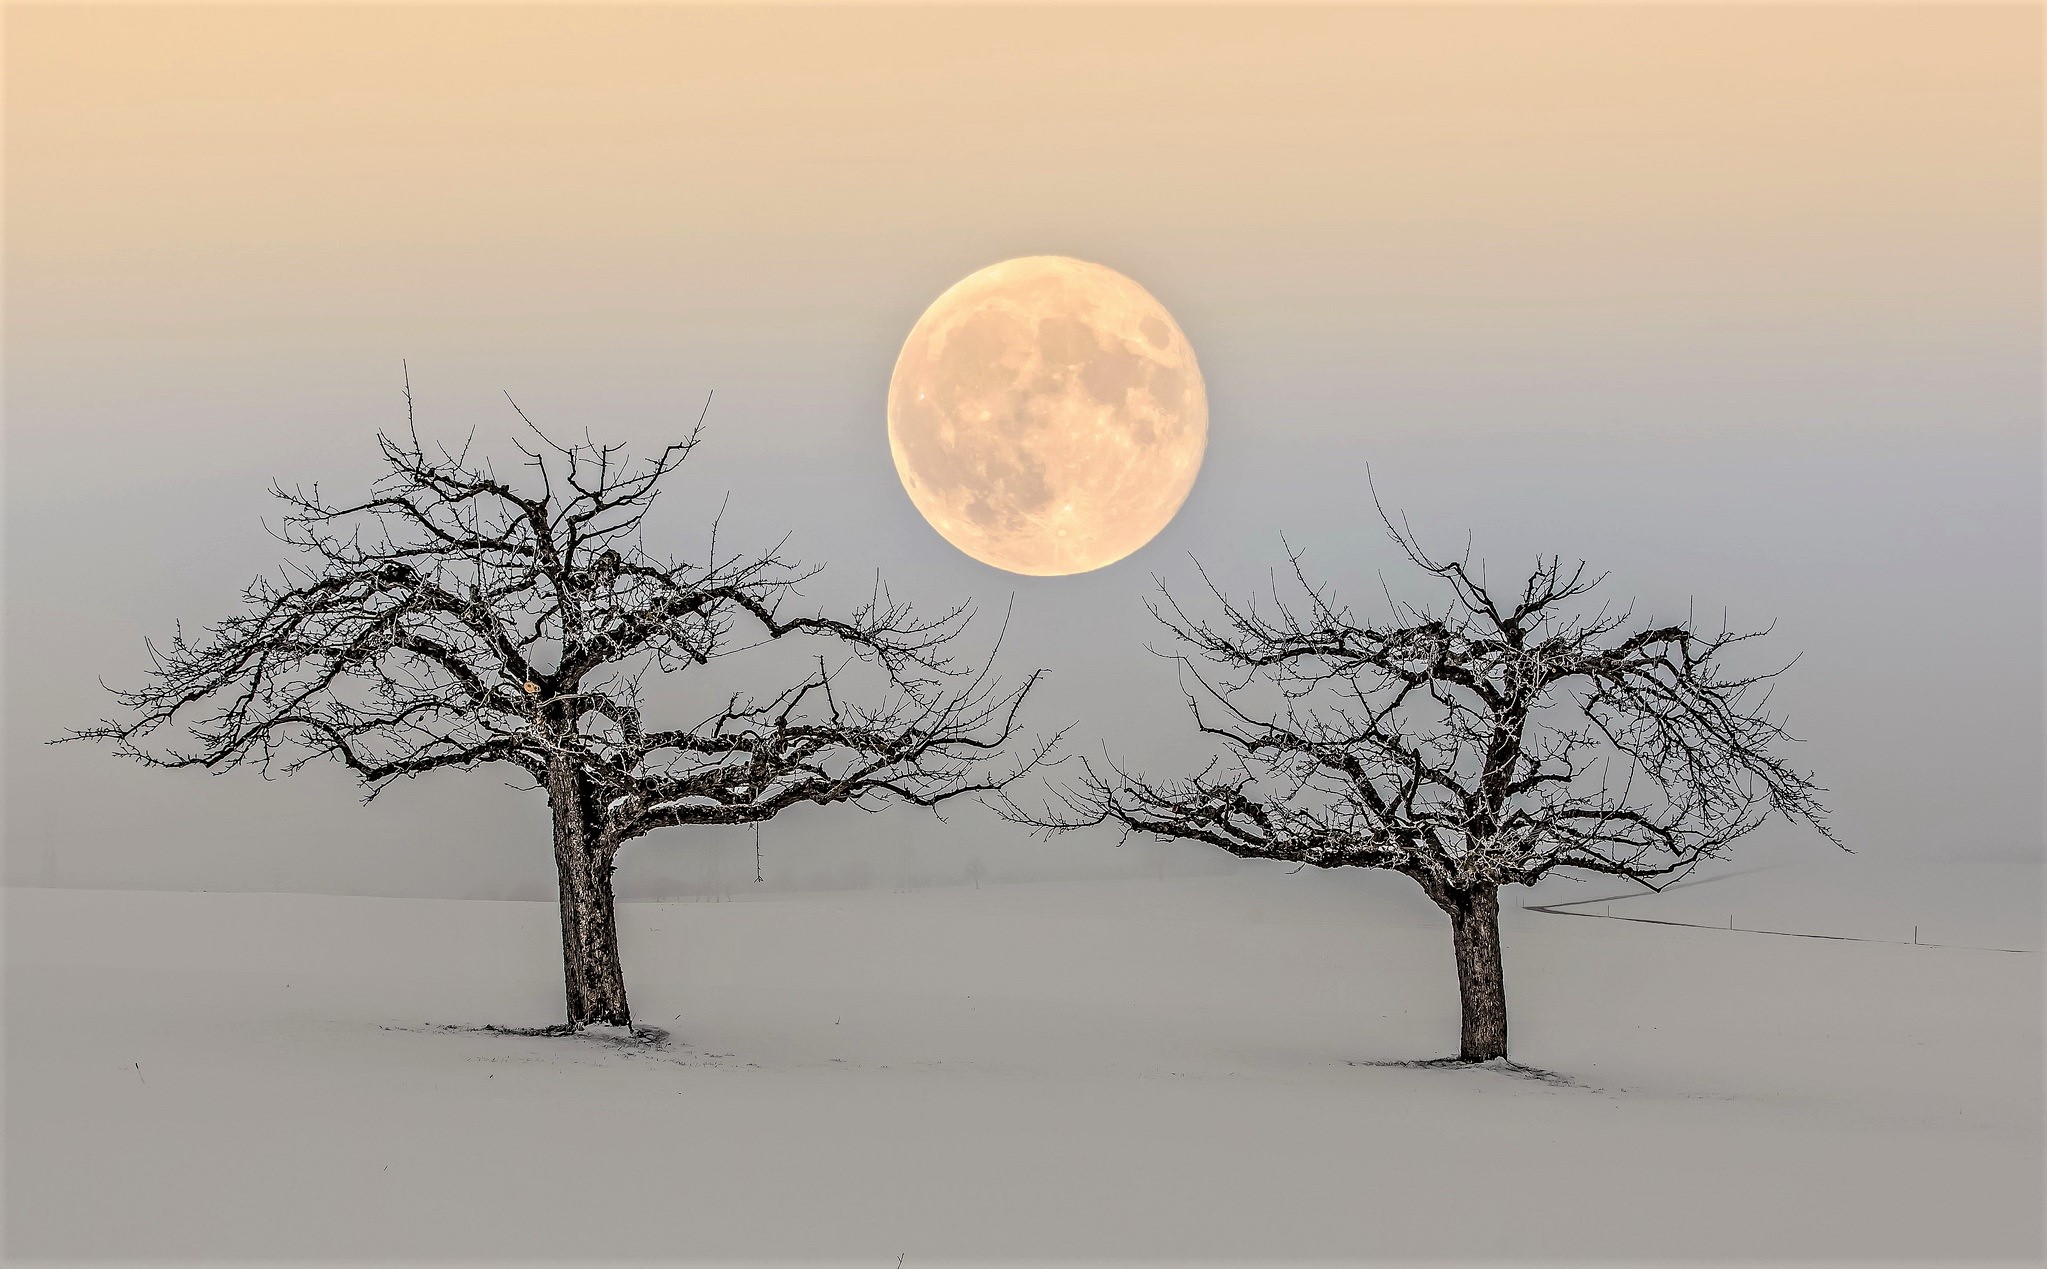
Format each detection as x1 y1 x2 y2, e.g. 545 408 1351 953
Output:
549 768 630 1029
1443 884 1508 1061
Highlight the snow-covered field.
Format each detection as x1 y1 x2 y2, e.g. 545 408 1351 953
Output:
5 871 2040 1264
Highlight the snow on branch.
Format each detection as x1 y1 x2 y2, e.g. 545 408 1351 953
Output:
1010 510 1834 897
66 397 1057 841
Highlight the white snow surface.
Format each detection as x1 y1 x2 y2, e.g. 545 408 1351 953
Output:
5 871 2040 1263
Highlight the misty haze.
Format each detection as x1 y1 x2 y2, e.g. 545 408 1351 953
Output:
5 5 2040 1265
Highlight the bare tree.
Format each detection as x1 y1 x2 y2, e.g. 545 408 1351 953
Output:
67 389 1052 1032
1013 514 1834 1063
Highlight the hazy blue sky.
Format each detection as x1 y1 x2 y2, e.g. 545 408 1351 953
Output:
6 5 2039 899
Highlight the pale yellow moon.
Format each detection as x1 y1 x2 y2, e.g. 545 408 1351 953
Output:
887 256 1208 576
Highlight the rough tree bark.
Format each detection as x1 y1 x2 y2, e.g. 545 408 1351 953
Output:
1009 510 1835 1065
68 407 1051 1034
549 764 630 1028
1440 885 1507 1062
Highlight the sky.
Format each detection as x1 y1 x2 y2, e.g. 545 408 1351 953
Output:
5 4 2040 901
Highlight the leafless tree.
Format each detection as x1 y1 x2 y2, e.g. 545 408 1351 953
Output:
67 389 1053 1032
1011 513 1835 1063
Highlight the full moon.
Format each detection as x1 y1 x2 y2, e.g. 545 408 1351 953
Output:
887 256 1207 576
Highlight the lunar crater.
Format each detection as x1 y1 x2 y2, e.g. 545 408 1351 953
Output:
887 256 1207 577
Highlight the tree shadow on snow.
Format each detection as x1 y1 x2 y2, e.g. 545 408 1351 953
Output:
377 1021 777 1071
381 1021 672 1048
1349 1056 1590 1088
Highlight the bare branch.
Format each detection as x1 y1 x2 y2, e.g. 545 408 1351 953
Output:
64 395 1054 854
1010 518 1835 895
